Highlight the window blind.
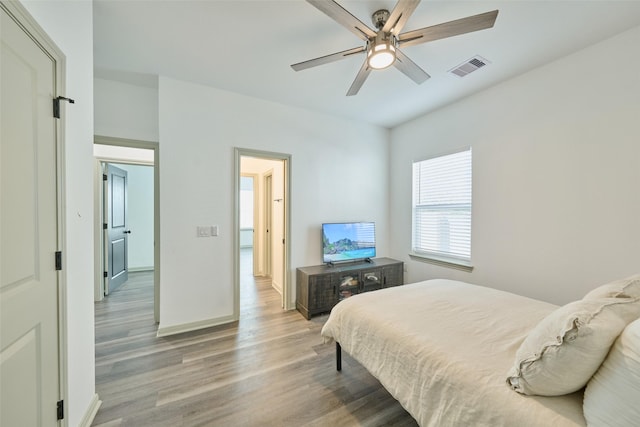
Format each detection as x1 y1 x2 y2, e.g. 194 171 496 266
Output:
412 149 472 261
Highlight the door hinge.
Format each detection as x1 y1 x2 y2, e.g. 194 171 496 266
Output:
103 174 108 181
55 251 62 271
104 271 108 278
52 96 74 119
57 400 64 420
103 223 108 230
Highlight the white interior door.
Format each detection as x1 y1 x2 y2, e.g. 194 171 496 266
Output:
105 163 129 294
1 5 62 425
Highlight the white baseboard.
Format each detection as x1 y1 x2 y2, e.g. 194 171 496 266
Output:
128 266 154 272
156 314 236 337
272 280 283 295
79 394 102 427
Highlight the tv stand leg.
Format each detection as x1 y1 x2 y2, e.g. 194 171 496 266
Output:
336 342 342 372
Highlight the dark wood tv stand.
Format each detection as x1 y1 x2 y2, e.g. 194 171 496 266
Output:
295 257 404 320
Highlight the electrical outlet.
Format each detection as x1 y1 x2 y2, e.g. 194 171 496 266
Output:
211 225 219 236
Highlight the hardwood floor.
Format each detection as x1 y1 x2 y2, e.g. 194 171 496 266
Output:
93 251 417 426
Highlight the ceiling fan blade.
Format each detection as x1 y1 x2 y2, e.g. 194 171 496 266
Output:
346 60 372 96
291 46 365 71
394 49 430 84
398 10 499 48
382 0 421 35
307 0 377 41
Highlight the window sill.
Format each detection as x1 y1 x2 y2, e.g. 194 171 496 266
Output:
409 252 474 272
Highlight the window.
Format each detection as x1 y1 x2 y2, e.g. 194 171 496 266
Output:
412 148 472 268
239 176 254 229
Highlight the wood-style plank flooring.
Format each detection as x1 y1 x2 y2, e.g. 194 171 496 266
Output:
92 250 417 426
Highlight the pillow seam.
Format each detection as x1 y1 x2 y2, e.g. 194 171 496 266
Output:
513 297 639 380
619 279 640 297
590 278 640 299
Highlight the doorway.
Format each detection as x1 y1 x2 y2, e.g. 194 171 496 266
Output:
93 136 160 322
235 149 291 316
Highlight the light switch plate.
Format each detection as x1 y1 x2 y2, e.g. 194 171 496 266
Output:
197 226 211 237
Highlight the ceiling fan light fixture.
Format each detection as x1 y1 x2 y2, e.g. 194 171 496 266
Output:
367 35 396 70
292 2 499 96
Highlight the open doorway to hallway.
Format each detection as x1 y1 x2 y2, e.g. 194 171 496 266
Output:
102 162 155 295
93 138 159 320
237 150 291 316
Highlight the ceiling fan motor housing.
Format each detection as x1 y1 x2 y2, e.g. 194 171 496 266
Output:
367 9 397 69
371 9 390 29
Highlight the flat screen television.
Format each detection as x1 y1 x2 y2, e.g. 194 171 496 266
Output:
322 222 376 264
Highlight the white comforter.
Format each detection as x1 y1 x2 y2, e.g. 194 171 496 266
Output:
320 279 586 427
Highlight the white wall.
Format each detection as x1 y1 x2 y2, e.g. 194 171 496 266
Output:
111 163 154 271
390 25 640 305
158 77 389 331
20 0 96 425
94 77 159 142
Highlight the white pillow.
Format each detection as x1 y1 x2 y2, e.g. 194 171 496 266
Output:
584 318 640 426
506 298 640 396
583 274 640 300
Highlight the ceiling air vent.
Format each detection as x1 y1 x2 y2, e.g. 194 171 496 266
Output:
449 56 490 77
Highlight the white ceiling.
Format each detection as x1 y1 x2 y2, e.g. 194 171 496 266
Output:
93 0 640 128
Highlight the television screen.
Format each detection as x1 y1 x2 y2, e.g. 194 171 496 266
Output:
322 222 376 264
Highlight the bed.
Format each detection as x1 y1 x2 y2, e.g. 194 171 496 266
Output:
320 277 640 427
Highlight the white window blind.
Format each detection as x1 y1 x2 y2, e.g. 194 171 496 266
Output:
412 148 472 262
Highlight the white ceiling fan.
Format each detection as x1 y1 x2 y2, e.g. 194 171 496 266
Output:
291 0 499 96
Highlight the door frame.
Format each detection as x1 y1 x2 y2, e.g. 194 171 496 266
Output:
1 1 68 424
264 171 273 278
93 135 160 322
234 148 293 316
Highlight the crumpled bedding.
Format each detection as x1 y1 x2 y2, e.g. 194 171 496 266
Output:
320 279 586 427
